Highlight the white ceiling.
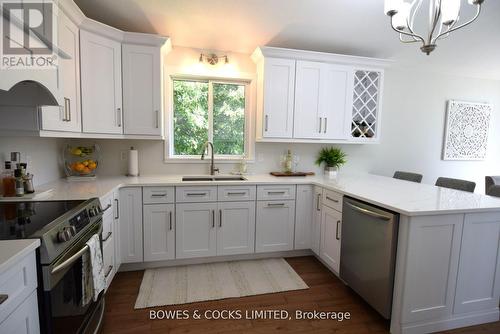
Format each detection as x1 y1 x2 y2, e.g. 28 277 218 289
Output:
74 0 500 80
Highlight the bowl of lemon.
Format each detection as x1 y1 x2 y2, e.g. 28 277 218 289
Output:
64 144 101 179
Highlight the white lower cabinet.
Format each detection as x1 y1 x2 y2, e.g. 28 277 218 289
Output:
217 201 256 256
0 291 39 334
320 205 342 273
294 185 313 250
454 213 500 314
176 203 217 259
256 200 295 252
119 187 143 263
143 204 175 261
311 186 323 255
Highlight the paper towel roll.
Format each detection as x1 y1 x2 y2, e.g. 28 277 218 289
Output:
127 147 139 176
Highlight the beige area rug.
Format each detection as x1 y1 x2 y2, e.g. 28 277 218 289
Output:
134 258 309 308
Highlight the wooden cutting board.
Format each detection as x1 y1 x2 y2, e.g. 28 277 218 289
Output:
270 172 315 177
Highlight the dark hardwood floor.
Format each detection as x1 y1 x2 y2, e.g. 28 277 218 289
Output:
102 256 499 334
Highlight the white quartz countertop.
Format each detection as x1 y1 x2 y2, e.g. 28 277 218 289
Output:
2 173 500 216
0 239 40 273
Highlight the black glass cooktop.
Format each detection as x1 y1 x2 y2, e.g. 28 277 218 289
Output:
0 201 84 240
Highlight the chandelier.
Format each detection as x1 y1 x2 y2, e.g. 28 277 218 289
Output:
384 0 485 55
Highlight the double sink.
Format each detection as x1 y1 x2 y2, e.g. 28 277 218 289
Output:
182 176 247 182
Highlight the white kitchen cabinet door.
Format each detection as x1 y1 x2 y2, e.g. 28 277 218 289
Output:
0 291 39 334
454 213 500 314
256 200 295 253
119 187 143 263
217 201 256 256
321 64 350 139
176 203 217 259
122 44 162 136
143 204 175 261
80 30 123 134
401 214 463 323
311 186 323 255
294 185 313 250
40 12 81 133
320 205 341 273
293 61 350 140
262 58 295 138
293 61 322 139
112 190 122 270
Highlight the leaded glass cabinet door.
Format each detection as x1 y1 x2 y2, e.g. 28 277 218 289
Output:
349 69 383 142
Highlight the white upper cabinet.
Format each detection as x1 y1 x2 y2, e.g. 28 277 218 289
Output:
80 30 123 134
252 46 389 143
40 11 81 133
293 61 351 140
256 57 296 138
122 44 162 136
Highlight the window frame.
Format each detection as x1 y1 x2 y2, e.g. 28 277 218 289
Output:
165 73 255 163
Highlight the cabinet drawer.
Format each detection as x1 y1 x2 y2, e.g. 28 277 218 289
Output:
102 213 113 245
257 185 296 201
176 186 217 203
322 189 343 211
103 236 115 288
218 185 256 202
100 192 114 215
0 252 37 324
143 186 175 204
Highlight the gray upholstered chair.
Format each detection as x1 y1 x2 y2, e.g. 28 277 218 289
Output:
435 177 476 193
485 176 500 197
393 171 423 183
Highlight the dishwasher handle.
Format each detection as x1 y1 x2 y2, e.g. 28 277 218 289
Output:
345 202 392 221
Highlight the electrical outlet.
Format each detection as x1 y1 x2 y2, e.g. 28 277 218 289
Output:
257 153 264 162
120 151 128 161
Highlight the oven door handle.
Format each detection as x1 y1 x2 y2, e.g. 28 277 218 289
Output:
51 245 89 275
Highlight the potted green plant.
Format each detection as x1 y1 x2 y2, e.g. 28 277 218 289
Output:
315 147 347 178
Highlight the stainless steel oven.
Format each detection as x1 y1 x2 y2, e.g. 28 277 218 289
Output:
40 219 104 334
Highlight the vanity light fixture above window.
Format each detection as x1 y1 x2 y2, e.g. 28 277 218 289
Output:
199 53 229 65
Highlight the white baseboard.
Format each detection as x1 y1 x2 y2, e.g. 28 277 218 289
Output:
398 309 499 334
118 249 313 272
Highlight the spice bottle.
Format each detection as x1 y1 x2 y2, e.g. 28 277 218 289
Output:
2 161 16 197
15 169 25 197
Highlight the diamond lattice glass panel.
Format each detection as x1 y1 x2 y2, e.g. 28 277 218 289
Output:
351 70 381 138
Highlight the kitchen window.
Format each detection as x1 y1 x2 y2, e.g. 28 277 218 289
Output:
169 78 249 159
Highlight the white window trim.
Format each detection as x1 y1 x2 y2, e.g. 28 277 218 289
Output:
163 68 256 163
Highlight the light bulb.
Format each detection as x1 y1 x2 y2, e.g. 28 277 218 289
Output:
393 2 410 30
384 0 402 16
441 0 461 25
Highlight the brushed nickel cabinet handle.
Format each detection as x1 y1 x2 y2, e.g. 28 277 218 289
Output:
104 265 114 278
155 110 159 128
0 294 8 305
169 211 172 230
316 193 321 211
151 193 167 197
186 192 207 196
319 117 322 133
227 192 246 196
336 220 340 240
267 191 286 195
219 209 222 227
265 115 269 132
102 231 112 242
326 196 339 203
324 117 327 133
267 203 285 207
67 98 71 122
117 108 122 127
102 204 112 212
212 210 215 228
114 199 119 219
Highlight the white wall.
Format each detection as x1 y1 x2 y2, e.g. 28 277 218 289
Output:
0 137 64 186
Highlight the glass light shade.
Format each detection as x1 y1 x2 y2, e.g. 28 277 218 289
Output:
393 2 410 30
384 0 402 15
441 0 461 25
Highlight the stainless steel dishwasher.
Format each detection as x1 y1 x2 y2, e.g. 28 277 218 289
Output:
340 196 399 319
